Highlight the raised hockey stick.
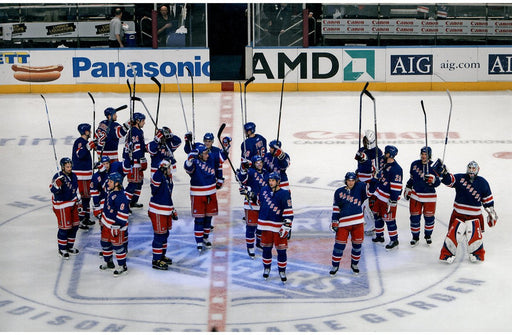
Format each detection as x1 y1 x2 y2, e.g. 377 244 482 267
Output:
276 69 293 143
363 88 379 173
442 89 452 164
41 94 59 171
358 82 369 149
131 96 157 128
186 66 195 143
243 76 255 124
88 91 96 166
150 76 162 133
239 82 248 158
175 73 189 133
420 100 429 174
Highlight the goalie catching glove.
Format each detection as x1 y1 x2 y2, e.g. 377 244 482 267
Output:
485 206 498 227
279 219 292 239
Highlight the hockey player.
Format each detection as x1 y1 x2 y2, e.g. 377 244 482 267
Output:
122 112 147 208
238 155 269 258
184 143 220 252
241 122 267 161
72 123 97 229
50 157 81 260
354 129 383 236
256 171 294 282
90 156 110 219
433 160 497 263
95 107 130 162
329 172 368 276
263 140 291 190
146 126 181 177
403 146 441 246
99 172 130 276
148 159 178 270
371 145 403 250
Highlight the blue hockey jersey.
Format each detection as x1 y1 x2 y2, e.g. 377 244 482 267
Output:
241 134 267 160
373 160 403 203
356 146 383 182
71 136 92 180
149 168 175 215
146 134 181 174
407 159 440 203
257 186 293 233
101 189 130 230
332 181 369 227
95 120 127 161
441 173 494 216
263 152 290 188
50 171 79 210
184 154 218 196
237 166 269 209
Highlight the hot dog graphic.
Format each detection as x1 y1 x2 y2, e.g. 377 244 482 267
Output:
12 64 63 82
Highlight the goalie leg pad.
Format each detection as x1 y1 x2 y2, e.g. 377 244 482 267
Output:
440 219 465 260
466 219 485 261
362 199 375 231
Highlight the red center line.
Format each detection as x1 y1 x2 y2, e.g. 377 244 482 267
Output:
207 91 235 331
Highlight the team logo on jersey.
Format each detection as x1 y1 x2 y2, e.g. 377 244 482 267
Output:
343 50 375 81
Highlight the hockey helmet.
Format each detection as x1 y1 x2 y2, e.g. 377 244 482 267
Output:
133 112 146 122
268 171 281 183
203 132 214 142
77 123 91 135
385 145 398 158
108 172 123 185
466 161 479 178
104 107 117 118
269 140 282 148
159 159 171 170
100 156 110 163
251 155 263 165
363 129 376 149
162 126 172 139
345 171 357 181
244 122 256 134
195 143 209 155
59 157 72 169
420 146 432 159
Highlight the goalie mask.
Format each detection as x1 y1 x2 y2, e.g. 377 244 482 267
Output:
466 161 479 181
363 130 376 149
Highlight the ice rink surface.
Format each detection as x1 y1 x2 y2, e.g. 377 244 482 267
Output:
0 88 511 332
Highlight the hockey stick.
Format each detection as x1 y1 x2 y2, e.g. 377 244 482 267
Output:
243 76 255 125
41 94 59 171
441 89 453 164
363 88 379 173
276 69 293 143
88 91 96 166
217 123 253 209
186 66 195 143
420 100 429 174
175 73 189 133
150 76 161 133
358 82 369 149
131 96 157 128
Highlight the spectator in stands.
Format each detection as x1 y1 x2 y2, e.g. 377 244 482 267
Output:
109 8 124 48
157 5 173 47
264 3 291 46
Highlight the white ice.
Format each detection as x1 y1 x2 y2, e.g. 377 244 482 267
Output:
0 89 511 332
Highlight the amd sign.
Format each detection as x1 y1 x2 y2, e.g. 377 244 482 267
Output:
253 52 339 79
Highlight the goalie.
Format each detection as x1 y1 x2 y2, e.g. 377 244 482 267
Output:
433 160 497 263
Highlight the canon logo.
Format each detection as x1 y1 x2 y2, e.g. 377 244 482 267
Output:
396 27 413 32
471 28 488 33
347 27 364 31
421 28 439 32
347 20 365 24
396 20 414 25
495 21 512 26
471 21 488 26
445 21 463 26
372 20 390 25
446 28 463 33
421 21 439 26
372 27 389 32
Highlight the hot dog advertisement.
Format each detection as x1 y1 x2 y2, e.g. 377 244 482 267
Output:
11 64 64 82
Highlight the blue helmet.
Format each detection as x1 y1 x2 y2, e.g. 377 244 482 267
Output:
269 139 282 148
420 146 432 159
251 155 263 164
244 122 256 133
133 112 145 122
268 171 281 182
77 123 91 135
108 172 123 185
385 145 398 158
203 132 214 141
104 107 117 118
59 157 72 169
345 172 357 181
195 143 209 155
100 156 110 163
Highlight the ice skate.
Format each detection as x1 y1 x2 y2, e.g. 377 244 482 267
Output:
113 265 128 277
385 240 399 250
67 248 79 255
279 271 287 283
329 266 339 276
263 267 270 280
247 247 255 259
58 250 70 260
351 263 360 274
410 238 419 247
99 261 115 270
203 238 212 249
372 235 384 243
161 256 172 265
152 259 169 270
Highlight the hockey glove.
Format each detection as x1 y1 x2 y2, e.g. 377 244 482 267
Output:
241 159 252 171
53 175 64 189
122 120 131 132
87 140 97 150
354 151 367 163
77 200 84 216
222 136 232 149
216 177 224 189
387 199 397 213
432 158 448 176
485 206 498 227
171 209 179 221
93 207 102 219
403 187 412 201
140 157 148 171
184 131 193 143
239 186 251 195
186 151 198 166
154 129 164 143
424 174 436 185
330 221 339 233
272 146 285 160
110 225 120 237
279 219 292 239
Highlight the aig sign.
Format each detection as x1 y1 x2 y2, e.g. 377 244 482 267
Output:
488 54 512 74
390 55 432 75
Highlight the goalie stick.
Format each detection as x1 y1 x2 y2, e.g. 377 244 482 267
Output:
363 87 379 173
358 82 370 149
41 94 59 171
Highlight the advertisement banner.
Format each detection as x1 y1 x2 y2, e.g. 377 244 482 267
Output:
0 48 210 86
